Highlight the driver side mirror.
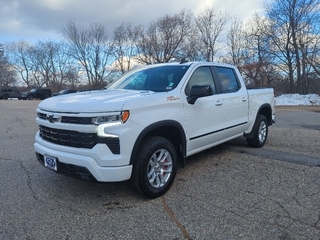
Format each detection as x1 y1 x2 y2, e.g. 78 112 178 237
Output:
187 85 213 104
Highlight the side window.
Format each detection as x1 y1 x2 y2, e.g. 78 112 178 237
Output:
216 67 240 93
185 67 216 95
8 89 12 93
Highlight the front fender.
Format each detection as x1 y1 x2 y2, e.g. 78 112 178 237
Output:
129 120 187 166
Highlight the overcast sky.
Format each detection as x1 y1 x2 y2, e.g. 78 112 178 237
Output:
0 0 269 44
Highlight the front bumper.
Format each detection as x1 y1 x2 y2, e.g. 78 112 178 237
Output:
34 141 133 182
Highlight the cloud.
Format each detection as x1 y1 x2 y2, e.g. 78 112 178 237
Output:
0 0 268 43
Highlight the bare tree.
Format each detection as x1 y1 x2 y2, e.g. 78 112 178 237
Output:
31 41 55 87
0 56 17 87
55 42 80 90
63 20 113 88
303 34 320 82
112 23 141 75
63 66 80 89
266 0 320 93
238 15 277 87
194 8 229 61
179 23 203 61
30 40 80 90
7 40 79 89
135 9 192 64
225 18 245 66
6 41 34 87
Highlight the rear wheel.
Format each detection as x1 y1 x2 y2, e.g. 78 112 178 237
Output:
132 136 178 198
3 94 9 100
246 114 268 148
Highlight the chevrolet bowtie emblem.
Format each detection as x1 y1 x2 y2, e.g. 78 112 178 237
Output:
46 114 59 123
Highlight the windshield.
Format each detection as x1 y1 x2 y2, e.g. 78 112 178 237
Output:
30 89 36 93
107 65 190 92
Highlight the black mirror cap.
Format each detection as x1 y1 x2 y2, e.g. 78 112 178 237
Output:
187 85 213 104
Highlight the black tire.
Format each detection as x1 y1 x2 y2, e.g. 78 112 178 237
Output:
28 96 33 100
246 114 268 148
3 94 9 100
132 136 178 199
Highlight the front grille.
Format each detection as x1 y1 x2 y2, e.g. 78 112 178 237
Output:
61 116 92 124
38 113 92 125
38 113 47 120
39 125 120 154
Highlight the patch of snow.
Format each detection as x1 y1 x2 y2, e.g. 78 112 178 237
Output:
275 94 320 106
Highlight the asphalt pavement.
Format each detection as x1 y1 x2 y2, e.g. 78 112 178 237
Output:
0 100 319 240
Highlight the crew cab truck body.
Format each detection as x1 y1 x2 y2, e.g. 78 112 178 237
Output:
34 62 275 198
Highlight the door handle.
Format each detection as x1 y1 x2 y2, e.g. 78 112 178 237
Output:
241 97 247 102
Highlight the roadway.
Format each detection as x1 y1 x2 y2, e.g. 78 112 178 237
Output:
0 100 319 239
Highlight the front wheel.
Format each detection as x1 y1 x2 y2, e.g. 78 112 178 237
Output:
132 136 178 199
246 114 268 148
3 94 9 100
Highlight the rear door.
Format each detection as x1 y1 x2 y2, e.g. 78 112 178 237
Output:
214 66 249 137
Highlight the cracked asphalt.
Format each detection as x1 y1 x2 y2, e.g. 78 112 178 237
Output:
0 101 319 240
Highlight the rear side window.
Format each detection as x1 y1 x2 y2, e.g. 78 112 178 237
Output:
216 67 240 93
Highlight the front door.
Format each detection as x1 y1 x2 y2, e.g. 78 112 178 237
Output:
183 66 226 156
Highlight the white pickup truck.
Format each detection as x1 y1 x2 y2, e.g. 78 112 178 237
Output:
34 61 275 198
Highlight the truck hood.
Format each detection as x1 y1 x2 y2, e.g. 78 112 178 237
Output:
38 89 153 113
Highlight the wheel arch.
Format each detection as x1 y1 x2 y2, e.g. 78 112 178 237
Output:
129 120 186 166
257 103 273 126
245 103 272 138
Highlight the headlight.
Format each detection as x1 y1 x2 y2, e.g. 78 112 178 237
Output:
92 110 130 125
95 110 130 138
92 115 120 124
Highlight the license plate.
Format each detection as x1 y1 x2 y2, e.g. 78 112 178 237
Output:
44 155 58 171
